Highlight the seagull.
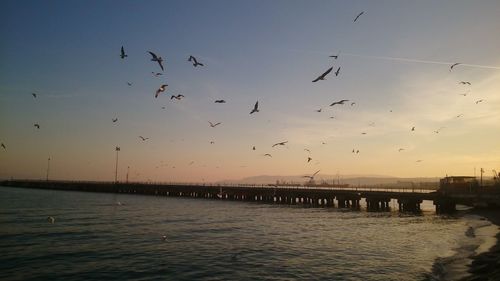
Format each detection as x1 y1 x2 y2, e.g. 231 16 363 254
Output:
450 63 461 71
263 153 272 157
139 136 149 141
475 99 484 104
361 132 367 135
459 93 468 96
210 141 215 144
250 101 259 114
411 126 415 131
151 72 163 77
161 106 166 109
272 141 288 147
353 11 364 22
32 93 37 98
214 100 226 103
302 170 320 180
334 67 340 76
188 55 204 67
416 159 423 162
209 121 221 127
434 127 445 134
330 99 349 106
1 143 5 150
34 123 40 129
47 216 55 224
304 148 311 153
171 94 185 100
112 118 118 123
456 114 464 118
148 51 164 71
398 148 405 152
351 102 356 106
252 146 256 150
120 46 127 59
155 84 168 98
329 52 340 59
127 82 133 86
459 81 471 85
315 108 322 112
356 150 359 154
307 157 312 163
312 67 333 82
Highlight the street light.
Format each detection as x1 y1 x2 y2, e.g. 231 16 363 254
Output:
115 146 120 183
46 157 51 181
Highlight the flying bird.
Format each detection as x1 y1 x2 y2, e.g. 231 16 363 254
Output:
302 170 320 180
34 123 40 129
456 114 464 118
459 81 471 85
304 149 311 154
209 121 221 127
272 141 288 147
252 146 256 150
214 100 226 103
450 63 461 71
263 153 272 157
155 84 168 98
353 11 364 22
416 160 423 163
210 141 215 144
112 118 118 123
139 136 149 141
475 99 484 104
329 116 335 119
361 132 367 135
312 67 333 82
151 72 163 77
120 46 127 59
47 216 55 224
171 94 185 100
334 67 340 76
351 102 356 106
411 126 415 131
250 101 259 114
32 93 37 98
315 108 322 112
330 99 349 106
307 157 312 163
1 143 5 150
398 148 405 152
127 82 133 86
433 127 445 134
148 51 164 71
188 55 204 67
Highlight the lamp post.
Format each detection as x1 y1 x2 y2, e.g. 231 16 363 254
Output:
46 157 51 181
126 166 130 183
115 146 120 183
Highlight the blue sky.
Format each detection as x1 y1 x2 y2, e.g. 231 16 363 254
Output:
1 0 499 182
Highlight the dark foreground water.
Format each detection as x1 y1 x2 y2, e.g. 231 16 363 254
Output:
0 186 496 281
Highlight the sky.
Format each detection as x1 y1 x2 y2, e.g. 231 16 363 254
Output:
1 0 499 182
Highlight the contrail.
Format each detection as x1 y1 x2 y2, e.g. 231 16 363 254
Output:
340 52 500 70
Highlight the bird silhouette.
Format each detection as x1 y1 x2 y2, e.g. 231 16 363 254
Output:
155 84 168 98
450 63 461 71
433 127 445 134
302 170 320 180
411 126 415 131
139 136 149 141
210 141 215 144
171 94 185 100
209 121 221 127
127 82 133 86
263 153 272 157
148 51 164 71
120 46 127 59
312 67 333 82
151 72 163 77
112 118 118 123
32 93 37 98
252 146 256 150
456 114 464 118
351 102 356 106
34 123 40 129
214 100 226 103
416 160 423 162
398 148 405 152
1 143 5 150
475 99 484 104
250 101 259 114
188 55 204 67
272 141 288 147
307 157 312 163
316 108 322 112
330 99 349 106
304 148 311 153
353 11 364 22
334 67 340 76
459 81 471 85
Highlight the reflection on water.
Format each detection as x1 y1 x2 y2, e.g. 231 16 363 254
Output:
0 186 484 281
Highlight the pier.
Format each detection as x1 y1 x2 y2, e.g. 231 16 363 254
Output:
4 179 487 214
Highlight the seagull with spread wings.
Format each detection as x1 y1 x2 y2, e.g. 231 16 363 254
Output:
272 141 288 147
459 81 471 85
353 11 364 22
302 170 320 180
139 136 150 141
330 99 349 106
120 46 127 59
209 121 221 128
1 143 6 150
312 67 333 82
34 123 40 129
250 101 259 114
215 100 226 103
32 93 37 98
188 55 204 67
450 62 461 71
171 94 185 100
148 51 164 71
155 84 168 98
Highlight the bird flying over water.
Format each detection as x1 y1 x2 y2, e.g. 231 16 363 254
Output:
215 100 226 103
302 170 320 180
353 11 364 22
450 63 461 71
209 121 221 127
188 55 204 67
34 123 40 129
330 99 349 106
171 94 184 100
272 141 288 147
139 136 149 141
148 51 164 71
250 101 259 114
334 67 340 76
120 46 127 59
459 81 471 85
312 67 333 82
155 84 168 98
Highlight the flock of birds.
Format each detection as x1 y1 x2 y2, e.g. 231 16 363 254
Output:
0 10 491 184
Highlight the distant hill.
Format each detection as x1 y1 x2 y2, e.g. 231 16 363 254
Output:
217 174 441 187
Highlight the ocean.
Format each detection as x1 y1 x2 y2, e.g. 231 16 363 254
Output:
0 186 497 281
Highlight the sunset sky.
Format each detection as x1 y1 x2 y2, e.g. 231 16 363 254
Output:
1 0 499 182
